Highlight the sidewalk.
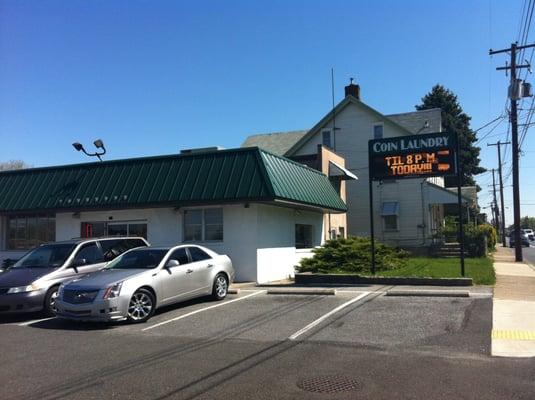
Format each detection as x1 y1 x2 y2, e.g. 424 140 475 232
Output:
492 246 535 357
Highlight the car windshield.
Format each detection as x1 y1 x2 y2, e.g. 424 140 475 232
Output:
12 244 76 269
106 249 168 270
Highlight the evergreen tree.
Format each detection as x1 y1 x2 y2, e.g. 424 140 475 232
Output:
416 84 485 187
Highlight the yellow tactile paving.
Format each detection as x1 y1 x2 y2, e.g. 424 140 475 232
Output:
492 329 535 341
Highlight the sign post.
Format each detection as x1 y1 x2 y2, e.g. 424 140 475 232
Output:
368 132 461 275
455 133 465 276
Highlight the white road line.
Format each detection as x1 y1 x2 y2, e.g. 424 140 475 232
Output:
18 317 54 326
142 290 266 331
288 291 371 341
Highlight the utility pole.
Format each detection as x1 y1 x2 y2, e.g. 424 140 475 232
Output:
488 140 511 247
490 168 500 235
490 42 535 261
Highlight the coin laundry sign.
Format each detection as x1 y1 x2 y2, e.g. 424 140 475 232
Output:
369 132 457 180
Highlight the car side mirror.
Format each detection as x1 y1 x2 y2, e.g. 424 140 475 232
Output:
72 258 87 267
165 259 180 269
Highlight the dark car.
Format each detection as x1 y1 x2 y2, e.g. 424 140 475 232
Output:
0 237 148 316
509 231 530 248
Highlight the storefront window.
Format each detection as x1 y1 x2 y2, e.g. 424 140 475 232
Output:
107 224 128 237
295 224 314 249
184 208 223 242
6 214 55 250
81 221 148 239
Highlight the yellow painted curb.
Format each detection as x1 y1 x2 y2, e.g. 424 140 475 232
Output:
492 329 535 341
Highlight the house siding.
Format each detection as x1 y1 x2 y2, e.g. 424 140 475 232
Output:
291 101 443 247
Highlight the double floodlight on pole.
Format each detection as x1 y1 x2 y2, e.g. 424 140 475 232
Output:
72 139 106 161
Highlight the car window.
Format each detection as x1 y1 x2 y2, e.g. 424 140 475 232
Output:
169 248 189 265
12 244 76 268
75 243 103 264
127 239 148 249
99 239 147 261
107 249 168 270
188 246 211 262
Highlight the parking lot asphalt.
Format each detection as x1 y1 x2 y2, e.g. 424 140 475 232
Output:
1 288 534 399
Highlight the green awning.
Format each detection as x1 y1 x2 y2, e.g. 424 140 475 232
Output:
0 147 347 213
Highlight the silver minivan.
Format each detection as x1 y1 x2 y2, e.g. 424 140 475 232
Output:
0 237 149 315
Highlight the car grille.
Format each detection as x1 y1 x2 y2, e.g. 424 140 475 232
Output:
62 289 99 304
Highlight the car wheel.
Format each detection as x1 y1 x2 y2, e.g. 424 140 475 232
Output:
43 286 60 317
127 289 155 323
211 273 228 301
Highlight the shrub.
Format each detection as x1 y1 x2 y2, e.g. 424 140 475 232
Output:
296 236 409 274
464 224 496 257
464 225 486 257
478 224 497 250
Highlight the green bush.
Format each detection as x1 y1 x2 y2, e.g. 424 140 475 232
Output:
478 224 497 250
435 220 497 257
296 236 409 274
464 224 496 257
464 225 486 257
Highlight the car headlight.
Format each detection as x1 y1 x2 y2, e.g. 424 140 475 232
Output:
103 282 123 299
7 283 42 294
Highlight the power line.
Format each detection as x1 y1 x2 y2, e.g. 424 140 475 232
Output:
476 116 507 144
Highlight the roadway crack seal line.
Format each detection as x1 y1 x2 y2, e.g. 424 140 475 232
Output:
142 290 266 331
492 329 535 341
288 291 371 341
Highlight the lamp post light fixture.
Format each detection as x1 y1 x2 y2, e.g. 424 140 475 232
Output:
72 139 107 161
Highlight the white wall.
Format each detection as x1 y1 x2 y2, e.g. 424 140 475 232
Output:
1 203 325 283
191 204 260 283
56 205 260 282
255 204 323 283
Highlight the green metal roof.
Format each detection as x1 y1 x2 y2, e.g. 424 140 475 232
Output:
0 147 346 213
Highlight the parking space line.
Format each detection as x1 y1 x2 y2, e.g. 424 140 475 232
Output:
142 290 266 331
17 317 54 326
288 291 371 341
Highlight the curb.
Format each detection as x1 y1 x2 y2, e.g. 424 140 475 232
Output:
385 289 470 297
295 273 473 286
228 288 240 295
266 288 337 296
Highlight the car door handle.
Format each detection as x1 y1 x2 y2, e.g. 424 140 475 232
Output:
186 269 194 274
206 264 214 268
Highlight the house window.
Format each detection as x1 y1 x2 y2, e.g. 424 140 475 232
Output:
373 124 384 139
338 227 345 239
6 214 55 250
81 221 148 239
295 224 314 249
381 201 399 231
184 208 223 242
322 130 331 148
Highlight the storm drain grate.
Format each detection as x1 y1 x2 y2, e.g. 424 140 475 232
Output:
297 375 361 394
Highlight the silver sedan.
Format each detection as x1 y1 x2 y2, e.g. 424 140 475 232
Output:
55 245 235 323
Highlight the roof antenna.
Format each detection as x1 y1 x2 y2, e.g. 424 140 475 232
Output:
331 68 336 151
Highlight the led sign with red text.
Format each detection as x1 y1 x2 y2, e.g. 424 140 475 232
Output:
369 132 456 180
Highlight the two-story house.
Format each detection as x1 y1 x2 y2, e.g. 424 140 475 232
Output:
243 81 474 251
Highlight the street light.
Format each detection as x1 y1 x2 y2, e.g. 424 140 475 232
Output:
72 139 107 161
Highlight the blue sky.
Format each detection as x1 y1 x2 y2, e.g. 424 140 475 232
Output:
0 0 532 224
